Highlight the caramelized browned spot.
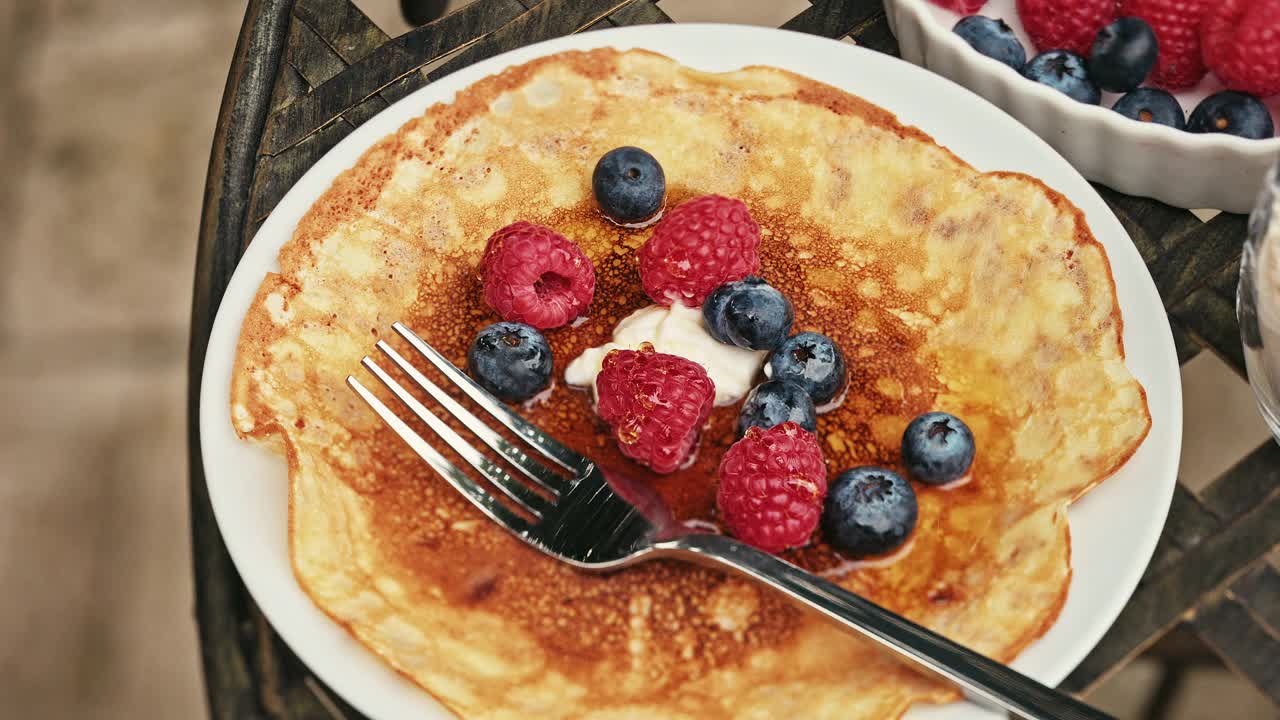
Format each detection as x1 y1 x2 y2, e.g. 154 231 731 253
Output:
349 192 1037 685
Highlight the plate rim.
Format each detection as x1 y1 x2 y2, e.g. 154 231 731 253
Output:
199 23 1183 720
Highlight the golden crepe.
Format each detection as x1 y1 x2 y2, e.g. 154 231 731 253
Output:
231 49 1152 719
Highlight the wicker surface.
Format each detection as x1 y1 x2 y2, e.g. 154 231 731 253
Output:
188 1 1280 716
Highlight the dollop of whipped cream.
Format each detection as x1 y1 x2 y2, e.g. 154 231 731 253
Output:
565 303 766 406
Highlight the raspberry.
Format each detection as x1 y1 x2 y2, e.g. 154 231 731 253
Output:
1119 0 1209 89
479 221 595 330
637 195 761 307
717 423 828 554
595 346 716 474
1202 0 1280 97
929 0 989 11
1017 0 1118 56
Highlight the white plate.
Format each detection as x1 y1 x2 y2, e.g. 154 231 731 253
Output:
886 0 1280 213
199 24 1182 720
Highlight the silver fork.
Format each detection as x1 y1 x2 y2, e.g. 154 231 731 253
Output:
347 322 1113 720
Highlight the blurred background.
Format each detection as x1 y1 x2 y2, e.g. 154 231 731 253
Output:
0 0 1274 718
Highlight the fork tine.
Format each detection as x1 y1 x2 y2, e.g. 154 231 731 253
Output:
360 357 554 518
375 341 568 495
392 322 587 474
346 375 531 534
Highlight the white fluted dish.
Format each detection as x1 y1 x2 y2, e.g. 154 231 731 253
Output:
885 0 1280 213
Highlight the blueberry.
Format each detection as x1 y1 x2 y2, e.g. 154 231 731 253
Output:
1187 92 1275 140
703 277 795 351
901 412 976 485
769 332 847 407
466 322 553 402
702 281 735 342
738 381 817 436
1023 51 1101 105
821 467 918 558
592 147 666 224
1087 17 1158 93
953 16 1026 71
1112 88 1186 130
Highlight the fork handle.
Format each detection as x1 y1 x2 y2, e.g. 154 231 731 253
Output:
654 533 1113 720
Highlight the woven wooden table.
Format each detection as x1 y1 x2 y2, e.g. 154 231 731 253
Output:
187 1 1280 717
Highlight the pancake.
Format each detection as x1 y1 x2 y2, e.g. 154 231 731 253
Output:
230 49 1152 719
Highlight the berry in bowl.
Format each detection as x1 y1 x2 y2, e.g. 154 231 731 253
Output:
886 0 1280 212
